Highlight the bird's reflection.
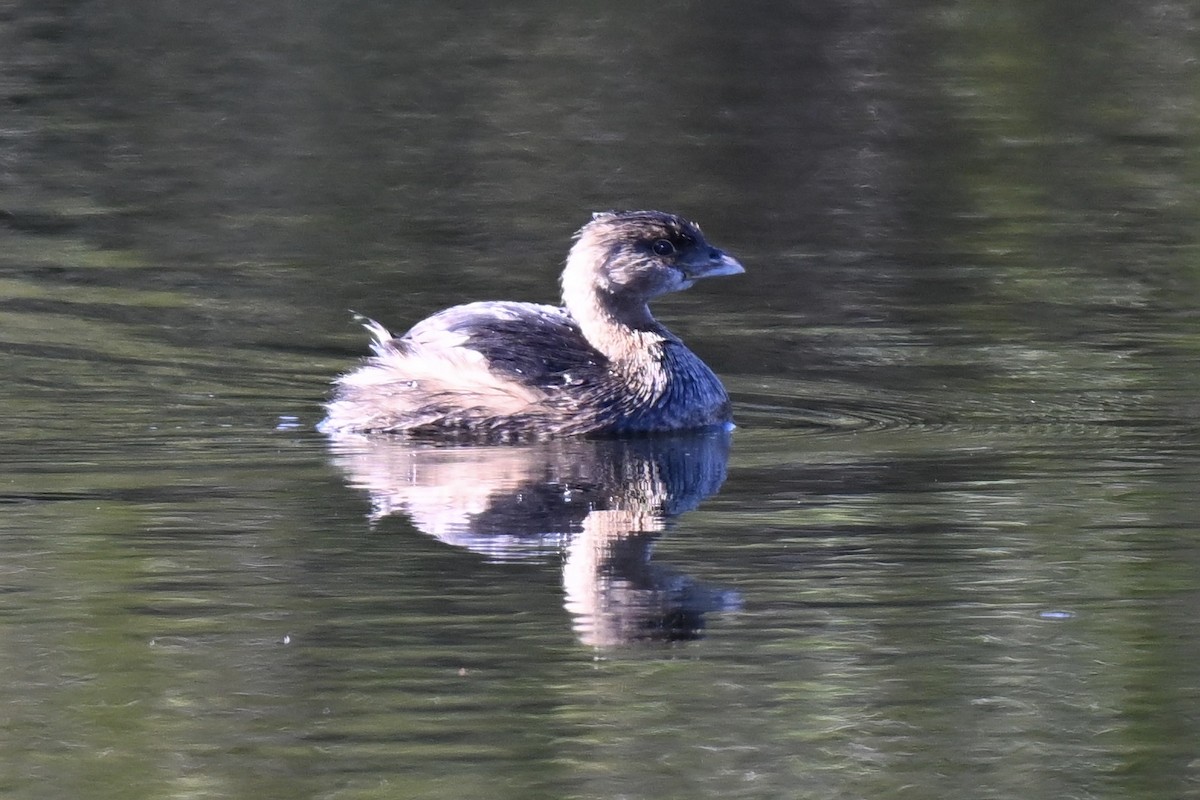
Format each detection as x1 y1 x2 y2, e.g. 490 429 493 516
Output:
325 430 739 646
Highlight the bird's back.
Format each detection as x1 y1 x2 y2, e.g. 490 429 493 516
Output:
320 301 611 437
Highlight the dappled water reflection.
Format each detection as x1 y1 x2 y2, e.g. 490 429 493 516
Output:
326 432 739 646
3 0 1200 798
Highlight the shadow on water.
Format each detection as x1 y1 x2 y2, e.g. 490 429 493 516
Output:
324 430 740 647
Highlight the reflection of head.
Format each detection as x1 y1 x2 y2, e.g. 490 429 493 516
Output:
326 431 738 645
564 514 739 648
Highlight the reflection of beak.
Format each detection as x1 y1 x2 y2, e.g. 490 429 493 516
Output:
682 250 745 280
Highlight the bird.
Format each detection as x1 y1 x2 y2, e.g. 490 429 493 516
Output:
318 210 744 439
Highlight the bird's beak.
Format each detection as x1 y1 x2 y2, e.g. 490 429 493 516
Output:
683 249 745 280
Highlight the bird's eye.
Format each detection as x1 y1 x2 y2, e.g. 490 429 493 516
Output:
651 239 676 256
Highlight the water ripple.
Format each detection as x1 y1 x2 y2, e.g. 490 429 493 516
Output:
733 380 1183 439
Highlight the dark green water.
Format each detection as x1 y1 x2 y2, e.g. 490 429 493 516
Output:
2 2 1199 798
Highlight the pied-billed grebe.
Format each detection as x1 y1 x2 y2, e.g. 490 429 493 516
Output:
319 210 744 438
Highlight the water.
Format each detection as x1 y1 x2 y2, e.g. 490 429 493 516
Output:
3 2 1200 798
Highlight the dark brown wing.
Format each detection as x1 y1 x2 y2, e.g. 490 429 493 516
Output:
401 301 609 391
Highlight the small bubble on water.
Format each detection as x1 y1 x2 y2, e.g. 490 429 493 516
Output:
1037 609 1075 621
275 415 302 430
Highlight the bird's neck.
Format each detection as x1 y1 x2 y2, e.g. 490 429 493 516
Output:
560 242 670 362
563 283 668 363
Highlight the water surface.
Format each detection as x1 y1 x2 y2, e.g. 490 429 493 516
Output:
2 2 1199 799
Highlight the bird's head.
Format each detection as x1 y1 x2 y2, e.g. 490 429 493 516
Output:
562 210 744 313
